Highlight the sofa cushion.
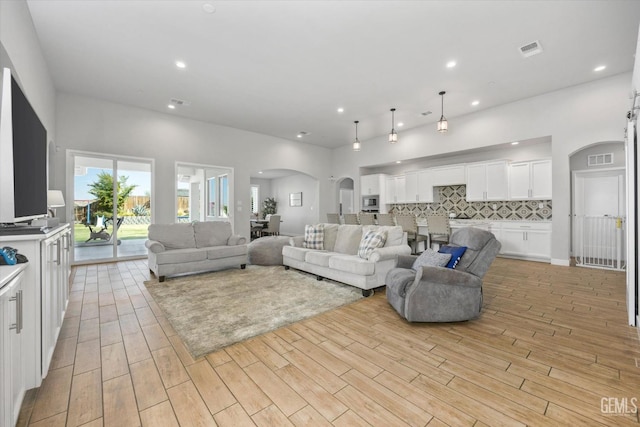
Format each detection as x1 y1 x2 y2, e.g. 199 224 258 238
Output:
148 223 196 250
363 225 404 247
411 248 451 270
303 224 324 249
358 230 387 259
194 221 232 248
155 247 207 264
305 251 333 267
334 225 363 255
329 254 375 276
206 245 247 260
282 245 314 262
320 223 339 252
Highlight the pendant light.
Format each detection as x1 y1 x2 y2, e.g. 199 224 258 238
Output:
352 120 361 151
437 91 448 133
389 108 398 143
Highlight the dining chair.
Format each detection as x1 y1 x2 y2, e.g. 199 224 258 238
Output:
358 212 376 225
395 214 428 254
376 213 395 226
261 214 281 236
426 213 450 249
343 213 359 225
326 213 341 224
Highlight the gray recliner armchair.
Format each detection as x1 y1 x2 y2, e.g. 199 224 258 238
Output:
385 227 501 322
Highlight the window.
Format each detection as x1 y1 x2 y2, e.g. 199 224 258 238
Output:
207 177 216 217
250 185 259 215
219 174 229 217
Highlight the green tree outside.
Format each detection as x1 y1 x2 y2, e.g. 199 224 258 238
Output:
88 171 137 219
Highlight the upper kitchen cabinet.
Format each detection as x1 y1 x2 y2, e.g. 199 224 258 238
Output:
430 164 466 187
466 160 509 201
360 174 387 195
509 160 552 200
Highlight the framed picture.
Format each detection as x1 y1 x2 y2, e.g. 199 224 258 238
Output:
289 192 302 207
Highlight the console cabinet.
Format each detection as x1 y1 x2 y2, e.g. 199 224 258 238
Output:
493 221 551 261
0 265 26 427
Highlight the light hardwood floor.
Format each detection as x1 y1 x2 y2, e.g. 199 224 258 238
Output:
18 257 640 426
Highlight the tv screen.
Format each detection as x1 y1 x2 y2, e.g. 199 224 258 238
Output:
0 67 48 224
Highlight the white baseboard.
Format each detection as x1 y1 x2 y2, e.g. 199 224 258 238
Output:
551 258 570 266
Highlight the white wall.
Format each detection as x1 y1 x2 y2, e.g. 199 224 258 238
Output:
331 73 632 264
270 174 318 236
54 93 332 239
569 142 626 171
0 0 57 182
250 178 272 217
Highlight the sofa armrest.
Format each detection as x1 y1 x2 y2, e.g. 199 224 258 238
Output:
368 245 412 262
415 266 482 289
145 239 165 253
396 254 418 269
227 234 247 246
289 236 304 247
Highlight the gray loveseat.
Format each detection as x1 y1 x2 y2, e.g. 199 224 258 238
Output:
283 224 411 296
146 221 247 282
385 227 501 322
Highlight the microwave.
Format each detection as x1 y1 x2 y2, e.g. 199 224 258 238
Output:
362 196 378 207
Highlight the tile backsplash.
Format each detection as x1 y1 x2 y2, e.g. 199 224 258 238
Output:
389 185 552 221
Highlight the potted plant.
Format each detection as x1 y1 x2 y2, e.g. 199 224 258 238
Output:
262 197 277 219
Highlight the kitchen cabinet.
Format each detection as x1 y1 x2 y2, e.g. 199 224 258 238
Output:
417 170 434 203
360 174 386 195
496 221 551 261
0 265 27 427
430 164 466 187
466 161 508 201
385 175 407 203
509 160 552 200
404 172 419 202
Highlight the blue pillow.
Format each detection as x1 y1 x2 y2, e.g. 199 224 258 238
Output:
438 245 467 269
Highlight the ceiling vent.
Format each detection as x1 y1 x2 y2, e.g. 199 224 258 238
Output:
588 153 614 167
519 40 543 58
170 98 191 107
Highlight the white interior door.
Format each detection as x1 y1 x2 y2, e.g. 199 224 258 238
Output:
339 189 354 215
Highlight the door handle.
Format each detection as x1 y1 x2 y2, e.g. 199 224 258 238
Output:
9 290 22 334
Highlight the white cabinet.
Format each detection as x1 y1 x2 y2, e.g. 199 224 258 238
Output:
430 165 466 186
496 221 551 261
509 160 552 200
360 174 384 195
0 265 27 427
466 161 508 201
385 175 407 203
404 172 419 202
417 170 434 203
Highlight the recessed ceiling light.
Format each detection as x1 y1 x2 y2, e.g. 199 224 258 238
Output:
471 100 480 106
446 60 457 68
175 61 186 69
337 107 344 113
167 104 176 109
396 160 402 164
511 141 519 145
297 134 303 138
398 122 404 127
258 171 263 174
202 3 216 13
594 65 606 72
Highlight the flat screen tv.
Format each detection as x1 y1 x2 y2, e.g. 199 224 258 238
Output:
0 67 48 224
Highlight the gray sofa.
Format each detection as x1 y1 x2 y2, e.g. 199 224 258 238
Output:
283 224 411 296
385 227 501 322
146 221 247 282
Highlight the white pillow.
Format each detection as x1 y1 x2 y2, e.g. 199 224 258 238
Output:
358 230 387 259
411 248 452 270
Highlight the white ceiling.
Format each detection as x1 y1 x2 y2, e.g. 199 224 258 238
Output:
26 1 640 149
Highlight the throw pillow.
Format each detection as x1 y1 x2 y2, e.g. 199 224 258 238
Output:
303 224 324 249
438 245 468 269
411 248 452 270
358 230 387 259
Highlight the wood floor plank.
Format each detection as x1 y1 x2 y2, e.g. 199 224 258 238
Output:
27 412 67 427
335 385 411 426
186 359 237 414
291 338 351 376
281 349 347 394
101 341 129 381
139 401 179 427
244 361 307 417
78 318 100 343
141 323 171 351
129 358 168 411
251 404 295 427
166 381 216 426
289 405 333 427
66 369 102 427
213 403 256 427
123 330 152 364
103 374 140 426
244 336 290 371
151 346 190 389
74 339 101 375
215 361 272 415
49 336 77 370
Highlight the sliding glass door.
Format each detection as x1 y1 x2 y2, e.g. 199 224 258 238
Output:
71 152 153 264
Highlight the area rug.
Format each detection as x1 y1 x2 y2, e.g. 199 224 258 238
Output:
143 266 364 358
